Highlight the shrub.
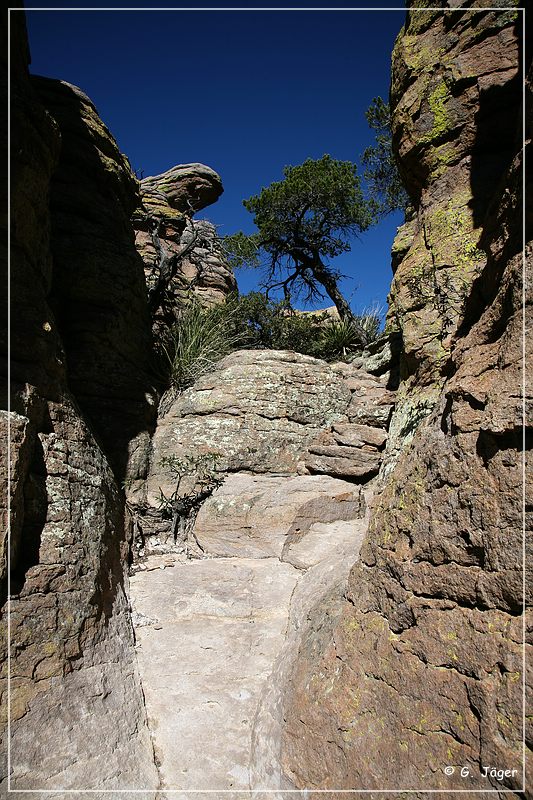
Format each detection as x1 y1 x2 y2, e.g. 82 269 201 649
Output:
229 291 328 356
160 293 384 390
318 318 365 360
158 452 223 553
317 303 384 358
356 302 384 346
162 299 245 390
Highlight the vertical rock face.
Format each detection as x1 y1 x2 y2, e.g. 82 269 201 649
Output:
2 16 158 794
32 75 157 483
281 4 531 796
383 2 521 469
133 163 237 341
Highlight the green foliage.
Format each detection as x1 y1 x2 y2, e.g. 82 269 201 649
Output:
158 452 223 514
243 154 372 261
318 304 383 359
232 292 384 357
162 299 245 390
319 318 366 360
223 155 373 316
222 231 261 271
357 302 384 344
229 291 328 356
362 96 409 216
161 292 385 392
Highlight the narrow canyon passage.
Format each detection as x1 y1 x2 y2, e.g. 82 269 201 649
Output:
129 475 371 795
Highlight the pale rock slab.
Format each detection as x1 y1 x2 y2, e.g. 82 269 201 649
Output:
129 475 369 794
193 473 364 560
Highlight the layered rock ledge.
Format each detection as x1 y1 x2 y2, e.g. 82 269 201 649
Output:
127 347 396 558
134 163 237 340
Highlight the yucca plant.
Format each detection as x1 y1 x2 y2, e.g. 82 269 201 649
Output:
356 301 384 345
317 303 384 360
163 299 245 390
319 318 365 360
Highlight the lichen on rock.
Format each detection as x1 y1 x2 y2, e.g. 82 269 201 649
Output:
280 4 531 795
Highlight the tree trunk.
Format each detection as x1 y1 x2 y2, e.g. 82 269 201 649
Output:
311 259 366 343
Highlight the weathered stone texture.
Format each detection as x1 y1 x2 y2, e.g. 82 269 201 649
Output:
134 164 237 341
32 75 157 482
128 347 394 560
129 476 369 793
131 348 391 545
193 473 365 564
281 5 531 796
383 1 521 467
2 16 157 793
141 162 223 214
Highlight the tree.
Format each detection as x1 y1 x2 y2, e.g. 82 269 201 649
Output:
362 96 409 217
223 155 373 330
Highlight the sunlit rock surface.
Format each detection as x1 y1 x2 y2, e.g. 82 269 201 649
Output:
280 4 531 795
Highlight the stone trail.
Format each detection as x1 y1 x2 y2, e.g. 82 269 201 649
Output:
129 474 371 796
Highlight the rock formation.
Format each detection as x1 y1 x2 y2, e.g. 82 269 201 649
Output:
4 1 530 796
382 1 522 473
281 3 531 796
130 474 369 792
2 15 157 794
127 347 395 559
133 164 237 341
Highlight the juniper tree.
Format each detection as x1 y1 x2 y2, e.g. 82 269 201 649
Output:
362 96 409 217
224 155 373 332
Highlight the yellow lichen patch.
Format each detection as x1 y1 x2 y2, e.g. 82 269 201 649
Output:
341 615 361 636
421 81 452 143
428 142 456 177
406 8 442 35
497 713 513 731
454 711 466 732
446 648 459 662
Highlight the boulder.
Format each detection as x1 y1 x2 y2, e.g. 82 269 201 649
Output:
193 472 365 562
146 350 353 501
141 162 223 213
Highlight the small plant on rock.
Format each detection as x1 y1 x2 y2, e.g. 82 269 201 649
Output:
158 452 224 555
318 302 384 359
162 299 245 391
319 318 367 360
356 302 384 345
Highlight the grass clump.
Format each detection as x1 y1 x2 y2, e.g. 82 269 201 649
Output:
318 303 383 360
162 299 245 390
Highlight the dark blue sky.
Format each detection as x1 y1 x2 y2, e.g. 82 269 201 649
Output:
24 3 407 315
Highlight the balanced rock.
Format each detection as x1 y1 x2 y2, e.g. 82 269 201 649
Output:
140 162 223 214
134 164 236 339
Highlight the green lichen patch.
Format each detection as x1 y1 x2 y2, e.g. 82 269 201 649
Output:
421 81 452 143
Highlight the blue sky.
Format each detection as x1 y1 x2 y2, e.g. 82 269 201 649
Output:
24 3 406 316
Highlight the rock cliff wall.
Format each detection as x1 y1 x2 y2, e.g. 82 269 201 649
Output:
2 16 159 793
281 3 531 796
382 1 522 472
